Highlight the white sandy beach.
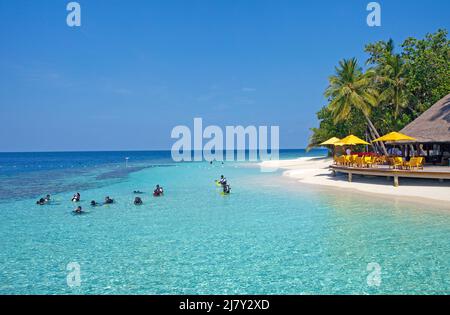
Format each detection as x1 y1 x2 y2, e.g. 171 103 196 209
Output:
260 157 450 206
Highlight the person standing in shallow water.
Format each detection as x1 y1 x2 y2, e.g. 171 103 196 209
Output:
72 193 80 202
153 185 164 196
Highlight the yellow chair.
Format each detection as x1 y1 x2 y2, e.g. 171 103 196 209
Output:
405 157 424 170
333 155 339 165
344 155 353 166
364 156 375 168
388 157 400 169
351 154 358 166
335 156 344 166
416 157 424 170
354 156 364 168
375 155 387 165
404 157 415 170
393 157 404 169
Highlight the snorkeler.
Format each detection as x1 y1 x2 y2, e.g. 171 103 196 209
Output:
36 194 51 205
73 206 83 214
104 196 114 204
134 197 143 205
90 200 99 207
153 184 164 196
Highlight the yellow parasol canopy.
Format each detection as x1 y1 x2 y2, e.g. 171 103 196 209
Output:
319 137 341 146
334 134 370 146
372 131 417 143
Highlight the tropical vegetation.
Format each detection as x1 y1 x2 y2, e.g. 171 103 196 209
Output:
308 29 450 153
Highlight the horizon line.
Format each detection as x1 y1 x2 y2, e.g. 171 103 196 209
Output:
0 148 325 154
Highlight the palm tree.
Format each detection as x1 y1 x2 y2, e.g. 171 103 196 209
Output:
325 58 388 155
377 53 409 118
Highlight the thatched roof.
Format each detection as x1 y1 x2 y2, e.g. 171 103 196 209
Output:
399 93 450 143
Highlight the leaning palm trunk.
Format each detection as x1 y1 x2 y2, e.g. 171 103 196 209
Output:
366 126 381 153
364 115 389 156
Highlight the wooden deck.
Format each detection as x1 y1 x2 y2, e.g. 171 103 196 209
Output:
330 165 450 186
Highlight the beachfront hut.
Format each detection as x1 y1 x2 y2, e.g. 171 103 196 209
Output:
398 93 450 165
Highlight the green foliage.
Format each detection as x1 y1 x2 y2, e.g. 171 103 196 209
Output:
308 29 450 150
325 58 378 123
402 29 450 112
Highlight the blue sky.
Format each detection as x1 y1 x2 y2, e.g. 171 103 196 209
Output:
0 0 448 152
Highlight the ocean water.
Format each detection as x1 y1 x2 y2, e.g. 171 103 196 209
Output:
0 150 449 294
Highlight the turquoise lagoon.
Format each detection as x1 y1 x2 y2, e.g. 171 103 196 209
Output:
0 150 449 294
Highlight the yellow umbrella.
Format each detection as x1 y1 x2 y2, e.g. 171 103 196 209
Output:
372 131 416 143
319 137 341 146
334 134 370 146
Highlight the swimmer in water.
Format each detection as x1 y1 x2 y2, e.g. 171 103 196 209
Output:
73 206 83 214
90 200 99 207
104 196 114 204
134 197 143 205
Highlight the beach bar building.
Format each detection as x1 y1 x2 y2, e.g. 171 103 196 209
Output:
330 94 450 186
399 93 450 166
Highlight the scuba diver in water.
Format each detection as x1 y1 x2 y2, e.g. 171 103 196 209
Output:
223 184 231 194
133 190 144 194
36 194 51 205
72 193 81 202
217 175 231 194
90 200 99 207
134 197 143 205
216 175 227 186
104 196 114 204
73 206 83 214
218 175 227 186
153 184 164 196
